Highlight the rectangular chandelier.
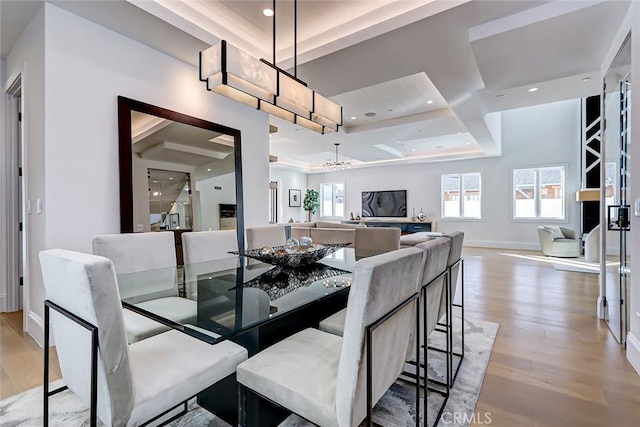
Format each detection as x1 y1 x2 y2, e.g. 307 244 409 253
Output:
200 40 342 134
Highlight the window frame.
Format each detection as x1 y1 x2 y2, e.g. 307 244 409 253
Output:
319 181 345 219
440 172 482 220
512 165 566 221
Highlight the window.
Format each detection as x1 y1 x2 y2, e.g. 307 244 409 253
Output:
605 162 616 206
441 173 481 219
320 182 345 218
513 166 565 220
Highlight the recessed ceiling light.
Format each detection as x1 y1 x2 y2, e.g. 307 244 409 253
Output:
207 168 211 172
427 100 434 104
350 116 356 120
528 87 539 93
411 148 416 152
496 93 506 98
582 77 591 82
169 177 173 180
152 191 159 196
466 142 471 145
364 112 376 117
263 8 274 17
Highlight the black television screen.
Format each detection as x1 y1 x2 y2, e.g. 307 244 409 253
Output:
362 190 407 217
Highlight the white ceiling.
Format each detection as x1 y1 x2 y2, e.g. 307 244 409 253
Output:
1 0 631 172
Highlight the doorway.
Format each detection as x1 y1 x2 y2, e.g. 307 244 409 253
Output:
3 75 25 315
603 34 632 345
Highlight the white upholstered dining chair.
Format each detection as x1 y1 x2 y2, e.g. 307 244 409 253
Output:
40 249 247 427
236 247 424 427
246 225 286 249
92 232 195 343
181 230 270 326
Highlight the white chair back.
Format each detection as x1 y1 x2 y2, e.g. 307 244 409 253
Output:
246 225 286 249
39 249 133 426
182 230 238 264
92 232 178 299
182 230 239 299
416 237 451 337
438 231 464 318
336 247 423 426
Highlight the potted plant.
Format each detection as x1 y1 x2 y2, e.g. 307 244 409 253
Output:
303 189 319 223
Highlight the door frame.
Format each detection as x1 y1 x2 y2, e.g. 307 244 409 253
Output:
2 72 27 318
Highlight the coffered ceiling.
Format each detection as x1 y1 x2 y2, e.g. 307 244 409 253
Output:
1 0 631 172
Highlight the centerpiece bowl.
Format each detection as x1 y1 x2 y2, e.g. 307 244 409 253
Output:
230 242 350 268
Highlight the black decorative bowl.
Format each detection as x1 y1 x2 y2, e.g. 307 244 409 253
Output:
230 242 350 267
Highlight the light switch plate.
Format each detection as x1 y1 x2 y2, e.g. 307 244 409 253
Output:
36 198 42 214
26 200 31 214
635 199 640 216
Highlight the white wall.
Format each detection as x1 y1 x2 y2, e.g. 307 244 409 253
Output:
307 99 581 249
0 58 6 312
629 3 640 375
269 166 307 223
196 172 236 230
4 6 46 335
6 3 270 344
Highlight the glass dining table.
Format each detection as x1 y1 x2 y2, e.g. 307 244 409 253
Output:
116 247 379 426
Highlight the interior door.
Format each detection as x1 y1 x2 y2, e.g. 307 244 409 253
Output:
603 34 631 344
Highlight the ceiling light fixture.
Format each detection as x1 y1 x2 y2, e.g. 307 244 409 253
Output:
262 8 274 17
528 87 539 92
427 100 434 104
324 143 351 170
199 0 342 134
350 116 356 120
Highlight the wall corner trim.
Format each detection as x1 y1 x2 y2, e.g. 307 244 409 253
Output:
626 332 640 377
27 310 46 348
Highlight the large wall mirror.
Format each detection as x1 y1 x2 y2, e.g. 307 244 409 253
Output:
118 96 244 251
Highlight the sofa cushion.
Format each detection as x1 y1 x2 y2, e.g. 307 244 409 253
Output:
316 221 364 229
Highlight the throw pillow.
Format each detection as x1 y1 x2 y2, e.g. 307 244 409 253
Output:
544 225 565 240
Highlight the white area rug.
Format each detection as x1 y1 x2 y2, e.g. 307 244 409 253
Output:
0 316 498 427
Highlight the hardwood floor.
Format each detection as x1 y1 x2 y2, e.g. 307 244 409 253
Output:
465 248 640 427
0 311 61 399
1 248 639 426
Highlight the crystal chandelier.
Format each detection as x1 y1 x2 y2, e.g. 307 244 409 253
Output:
199 0 342 134
324 143 351 170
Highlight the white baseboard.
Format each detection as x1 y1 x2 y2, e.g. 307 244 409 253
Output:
464 240 540 251
27 310 46 348
626 332 640 376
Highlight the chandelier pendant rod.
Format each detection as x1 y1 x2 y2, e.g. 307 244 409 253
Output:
272 0 276 66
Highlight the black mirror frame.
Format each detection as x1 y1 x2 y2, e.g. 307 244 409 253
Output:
117 96 245 250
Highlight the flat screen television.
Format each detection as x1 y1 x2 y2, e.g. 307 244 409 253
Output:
361 190 407 217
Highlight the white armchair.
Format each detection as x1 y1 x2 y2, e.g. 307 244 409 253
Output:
537 225 580 258
584 225 601 263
